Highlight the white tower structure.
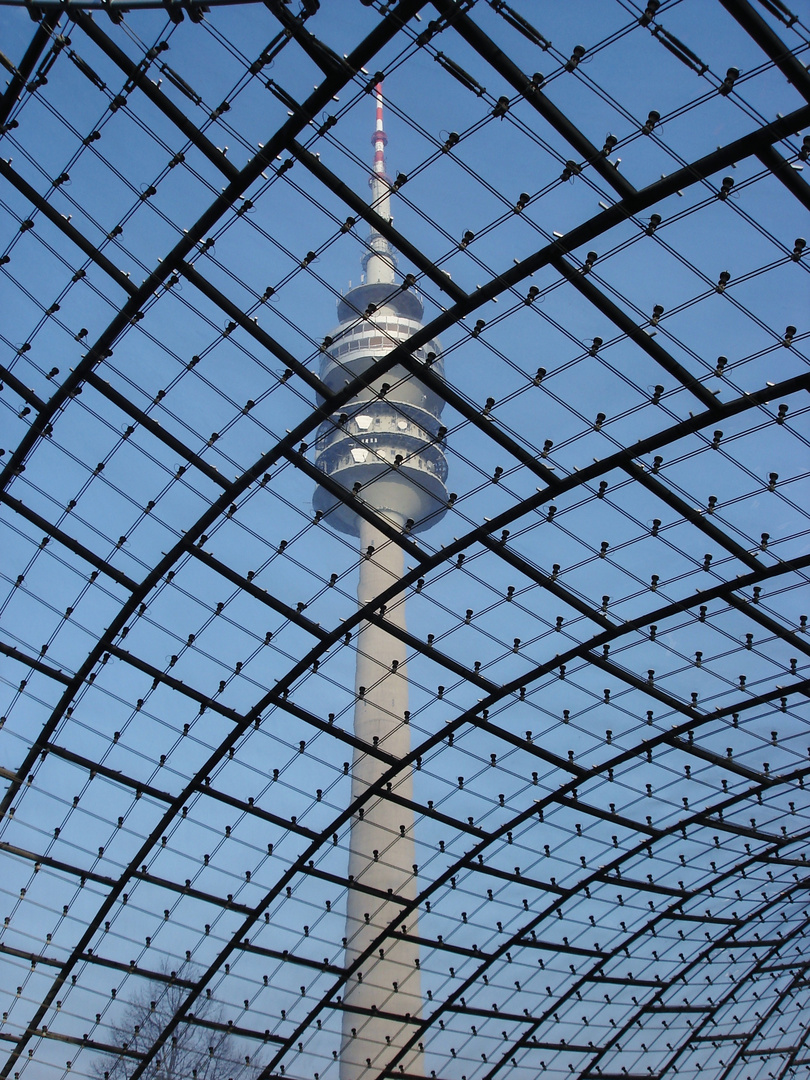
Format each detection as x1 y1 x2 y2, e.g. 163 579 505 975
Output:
313 85 448 1080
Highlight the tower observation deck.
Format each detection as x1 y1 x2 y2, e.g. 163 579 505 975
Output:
312 84 448 537
313 85 443 1080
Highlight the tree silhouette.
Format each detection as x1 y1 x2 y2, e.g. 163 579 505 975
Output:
93 967 261 1080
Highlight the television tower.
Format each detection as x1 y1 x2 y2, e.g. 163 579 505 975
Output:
313 84 448 1080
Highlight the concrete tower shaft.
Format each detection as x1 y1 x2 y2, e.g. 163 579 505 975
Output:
339 517 423 1080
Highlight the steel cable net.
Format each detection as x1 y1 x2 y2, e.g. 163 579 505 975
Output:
1 0 809 1079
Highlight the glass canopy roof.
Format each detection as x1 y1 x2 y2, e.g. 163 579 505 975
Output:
1 1 809 1079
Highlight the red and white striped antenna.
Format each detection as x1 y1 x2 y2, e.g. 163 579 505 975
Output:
372 81 388 183
363 81 396 284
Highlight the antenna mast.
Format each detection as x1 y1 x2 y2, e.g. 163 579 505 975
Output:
363 82 397 285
